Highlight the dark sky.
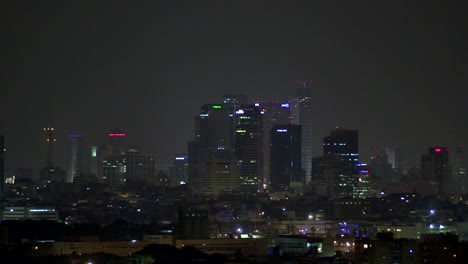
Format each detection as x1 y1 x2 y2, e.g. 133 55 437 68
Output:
1 1 468 176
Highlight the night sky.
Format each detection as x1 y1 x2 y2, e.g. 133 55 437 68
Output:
2 1 468 177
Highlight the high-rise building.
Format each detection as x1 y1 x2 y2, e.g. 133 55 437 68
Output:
199 104 234 154
255 100 292 188
289 80 313 184
323 128 360 198
40 122 66 183
170 154 188 184
187 140 202 193
453 145 468 195
103 149 156 193
385 145 402 170
269 125 302 190
234 104 263 192
421 147 450 195
202 149 240 197
67 134 90 183
108 129 127 155
323 128 359 166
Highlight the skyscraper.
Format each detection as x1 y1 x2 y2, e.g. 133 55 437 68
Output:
269 125 302 190
289 80 313 184
234 104 263 192
125 147 156 182
453 145 468 195
202 149 240 197
255 100 292 188
67 134 90 183
170 154 188 184
40 121 65 183
385 145 402 170
323 128 359 166
421 147 449 195
323 128 360 198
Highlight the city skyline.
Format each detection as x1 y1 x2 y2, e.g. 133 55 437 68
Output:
2 1 468 175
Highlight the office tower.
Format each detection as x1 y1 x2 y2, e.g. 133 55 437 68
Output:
102 144 156 193
0 135 4 197
125 147 156 182
235 104 264 192
421 147 449 195
223 94 248 105
354 163 373 199
323 128 359 165
108 128 127 155
323 128 360 198
269 125 302 190
385 145 402 170
170 154 188 184
289 80 313 184
187 140 202 192
95 129 127 182
310 157 327 196
202 149 240 197
40 122 66 183
102 155 126 193
191 104 234 193
369 151 394 187
199 104 233 153
255 101 292 188
453 145 468 195
90 146 98 176
67 134 90 183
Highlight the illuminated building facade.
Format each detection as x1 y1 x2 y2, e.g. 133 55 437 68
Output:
170 154 188 184
40 122 66 183
289 80 313 184
103 149 156 193
234 105 263 192
323 128 360 198
255 101 292 188
202 150 240 197
453 145 468 195
421 147 449 195
269 125 302 190
67 134 90 183
125 148 156 182
385 145 402 170
323 128 359 166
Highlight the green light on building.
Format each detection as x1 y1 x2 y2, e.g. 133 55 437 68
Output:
212 105 222 109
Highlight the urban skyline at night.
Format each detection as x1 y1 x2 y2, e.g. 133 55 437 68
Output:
1 1 468 262
2 1 467 176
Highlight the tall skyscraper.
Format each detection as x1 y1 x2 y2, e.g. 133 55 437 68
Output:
453 145 468 195
269 125 302 190
234 104 263 192
323 128 360 198
202 149 240 197
421 147 449 195
255 100 292 188
289 80 313 184
67 134 90 183
125 147 156 182
385 145 402 170
170 154 188 184
40 121 66 183
323 128 359 165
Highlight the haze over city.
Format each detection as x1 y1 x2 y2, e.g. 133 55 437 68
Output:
2 1 468 263
2 1 467 174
